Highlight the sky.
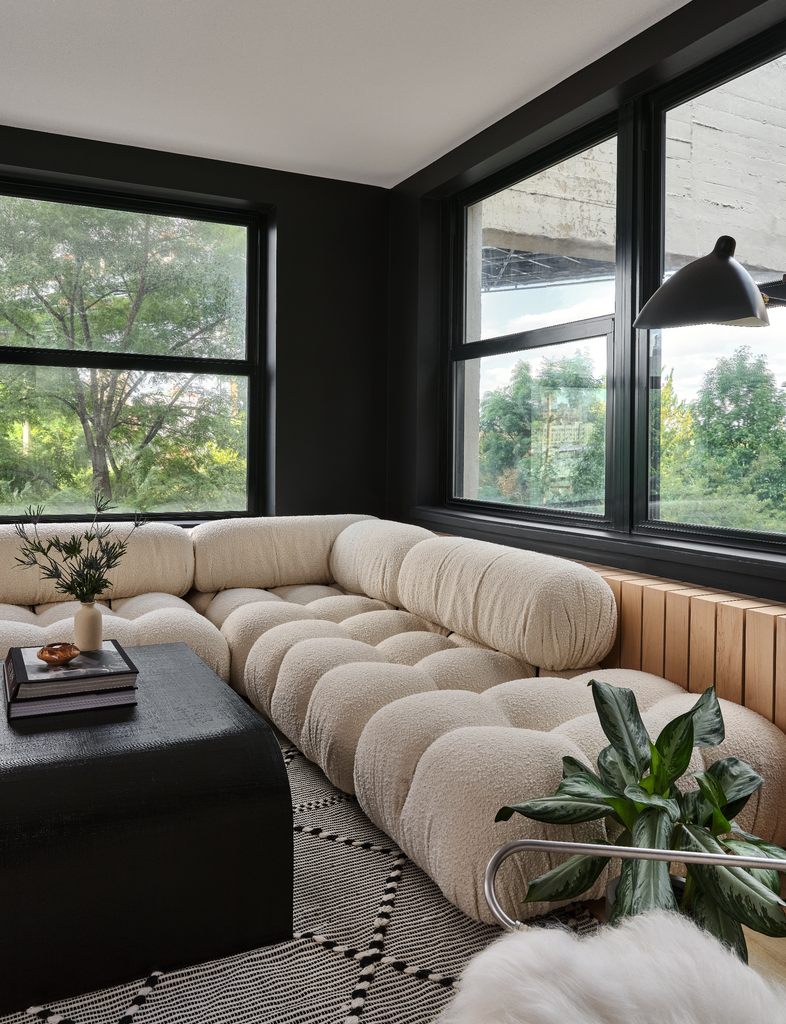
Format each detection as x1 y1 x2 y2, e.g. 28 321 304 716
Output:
476 280 612 398
475 280 786 404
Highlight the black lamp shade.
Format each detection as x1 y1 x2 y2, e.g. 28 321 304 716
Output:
633 236 769 329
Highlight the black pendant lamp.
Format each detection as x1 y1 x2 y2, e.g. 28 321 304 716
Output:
633 236 769 329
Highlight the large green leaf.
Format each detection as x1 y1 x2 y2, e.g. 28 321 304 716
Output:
523 850 611 904
693 771 733 836
724 839 782 894
679 824 786 937
688 686 725 747
496 795 611 825
497 771 629 825
679 787 713 828
558 771 636 830
691 886 748 962
607 857 635 926
706 757 764 819
562 755 597 779
654 712 694 790
589 680 651 778
694 770 726 808
731 832 786 862
623 783 680 822
597 744 638 795
609 808 678 924
558 772 618 802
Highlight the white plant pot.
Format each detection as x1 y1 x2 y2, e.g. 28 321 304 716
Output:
74 602 103 652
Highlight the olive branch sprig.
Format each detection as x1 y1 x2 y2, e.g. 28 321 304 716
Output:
15 494 146 603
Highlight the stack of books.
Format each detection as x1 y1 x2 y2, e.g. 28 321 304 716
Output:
4 640 139 719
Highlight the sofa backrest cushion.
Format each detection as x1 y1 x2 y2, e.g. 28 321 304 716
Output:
329 520 434 607
191 514 374 593
396 536 616 670
0 521 194 606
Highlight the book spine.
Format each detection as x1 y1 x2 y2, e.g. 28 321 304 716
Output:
4 651 19 701
15 675 138 700
9 688 138 718
3 665 12 721
109 639 140 675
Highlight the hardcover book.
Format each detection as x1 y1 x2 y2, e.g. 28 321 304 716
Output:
3 672 137 719
4 639 139 701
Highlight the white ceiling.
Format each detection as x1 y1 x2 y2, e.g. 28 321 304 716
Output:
0 0 692 188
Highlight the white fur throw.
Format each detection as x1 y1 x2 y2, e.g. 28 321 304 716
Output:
435 912 786 1024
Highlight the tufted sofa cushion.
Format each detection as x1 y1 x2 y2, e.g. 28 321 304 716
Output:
0 522 194 606
329 519 435 606
352 668 786 924
190 514 374 592
0 597 229 682
256 629 535 794
397 536 616 670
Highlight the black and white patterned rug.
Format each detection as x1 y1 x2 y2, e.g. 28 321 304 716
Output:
2 743 599 1024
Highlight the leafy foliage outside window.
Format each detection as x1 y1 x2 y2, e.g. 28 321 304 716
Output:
0 195 250 515
652 346 786 533
477 348 606 513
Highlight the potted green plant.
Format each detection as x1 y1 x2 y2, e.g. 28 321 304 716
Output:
15 495 144 651
496 679 786 961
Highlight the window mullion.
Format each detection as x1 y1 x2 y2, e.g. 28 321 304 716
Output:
0 346 251 377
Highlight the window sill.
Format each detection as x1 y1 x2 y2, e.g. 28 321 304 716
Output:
409 505 786 602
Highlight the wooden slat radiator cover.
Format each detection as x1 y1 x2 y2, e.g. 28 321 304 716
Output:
583 564 786 733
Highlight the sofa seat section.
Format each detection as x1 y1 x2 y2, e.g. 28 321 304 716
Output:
353 668 786 925
0 522 231 682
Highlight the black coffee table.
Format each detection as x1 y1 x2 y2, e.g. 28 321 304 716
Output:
0 642 293 1014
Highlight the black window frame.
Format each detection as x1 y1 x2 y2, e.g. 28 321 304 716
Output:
0 175 268 525
445 23 786 561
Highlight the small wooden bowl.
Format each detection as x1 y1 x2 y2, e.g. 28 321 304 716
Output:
37 643 80 666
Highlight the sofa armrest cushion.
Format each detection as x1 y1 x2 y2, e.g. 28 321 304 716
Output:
397 537 616 670
329 520 434 607
191 514 374 592
0 522 193 605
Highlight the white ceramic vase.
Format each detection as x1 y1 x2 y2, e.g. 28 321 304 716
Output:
74 601 103 652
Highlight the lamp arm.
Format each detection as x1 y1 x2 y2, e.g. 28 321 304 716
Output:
484 838 786 931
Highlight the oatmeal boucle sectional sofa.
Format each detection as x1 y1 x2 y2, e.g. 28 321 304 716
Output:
2 513 785 926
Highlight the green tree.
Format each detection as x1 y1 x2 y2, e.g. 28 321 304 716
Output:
0 196 247 505
477 349 605 507
652 352 786 533
533 350 603 504
694 346 786 475
694 346 786 514
478 359 535 502
570 396 606 506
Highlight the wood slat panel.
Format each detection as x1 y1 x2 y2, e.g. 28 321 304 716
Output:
567 556 786 734
664 589 710 689
619 579 663 671
744 606 786 721
775 616 786 734
688 594 744 693
641 583 690 677
715 600 772 705
598 576 624 669
596 574 646 670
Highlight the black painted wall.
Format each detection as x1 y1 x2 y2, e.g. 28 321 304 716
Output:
387 0 786 600
0 126 390 519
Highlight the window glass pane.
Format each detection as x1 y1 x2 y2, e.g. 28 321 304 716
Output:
465 139 616 343
456 336 607 513
0 196 247 359
653 55 786 534
0 364 248 514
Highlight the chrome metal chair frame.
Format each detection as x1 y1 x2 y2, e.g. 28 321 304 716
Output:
484 839 786 930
